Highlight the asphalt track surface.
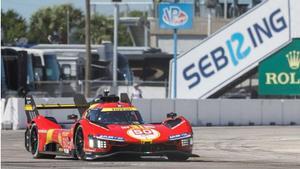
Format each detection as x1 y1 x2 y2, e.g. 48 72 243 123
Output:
1 126 300 169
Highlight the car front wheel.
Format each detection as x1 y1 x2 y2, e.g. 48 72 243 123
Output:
75 126 86 160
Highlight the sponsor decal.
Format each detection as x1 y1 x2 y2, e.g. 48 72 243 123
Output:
95 135 124 142
101 107 137 112
169 133 191 141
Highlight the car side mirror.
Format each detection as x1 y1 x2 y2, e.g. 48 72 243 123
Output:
67 114 78 121
167 112 177 119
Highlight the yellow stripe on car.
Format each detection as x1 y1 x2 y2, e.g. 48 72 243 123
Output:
102 107 137 112
46 129 55 144
24 104 33 111
89 104 98 109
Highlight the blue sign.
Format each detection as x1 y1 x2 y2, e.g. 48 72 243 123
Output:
159 3 193 29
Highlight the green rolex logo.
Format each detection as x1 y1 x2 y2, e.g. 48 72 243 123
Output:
286 50 300 70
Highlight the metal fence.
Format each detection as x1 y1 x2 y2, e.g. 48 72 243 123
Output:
1 80 169 99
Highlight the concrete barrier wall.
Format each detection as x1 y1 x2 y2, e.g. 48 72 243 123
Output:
134 99 300 126
198 100 220 126
282 100 300 125
1 99 6 122
1 98 300 129
261 100 283 125
175 99 198 125
151 99 174 123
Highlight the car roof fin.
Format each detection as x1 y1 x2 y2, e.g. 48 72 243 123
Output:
120 93 131 104
73 93 88 116
24 95 39 123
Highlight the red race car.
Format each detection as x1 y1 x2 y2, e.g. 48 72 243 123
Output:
24 91 198 161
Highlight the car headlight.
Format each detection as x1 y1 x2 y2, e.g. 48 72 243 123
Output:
89 137 95 148
97 140 107 149
181 138 193 146
89 135 124 149
88 136 108 149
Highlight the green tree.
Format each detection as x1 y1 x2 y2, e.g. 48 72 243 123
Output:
28 4 83 43
74 14 132 46
73 15 113 44
1 10 27 44
128 10 144 17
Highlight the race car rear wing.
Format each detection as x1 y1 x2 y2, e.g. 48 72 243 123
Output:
24 95 89 123
24 92 131 123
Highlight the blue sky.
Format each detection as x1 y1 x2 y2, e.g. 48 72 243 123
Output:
1 0 152 22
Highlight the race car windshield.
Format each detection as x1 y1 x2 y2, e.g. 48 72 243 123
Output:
88 109 144 125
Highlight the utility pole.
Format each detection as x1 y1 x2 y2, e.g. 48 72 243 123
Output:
84 0 91 97
207 8 212 36
172 0 179 99
224 0 228 19
67 7 70 44
112 2 119 95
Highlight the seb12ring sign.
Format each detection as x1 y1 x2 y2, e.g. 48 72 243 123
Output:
158 3 193 29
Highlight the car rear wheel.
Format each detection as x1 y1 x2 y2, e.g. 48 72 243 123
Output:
25 128 30 152
30 124 56 159
75 126 86 160
167 154 189 161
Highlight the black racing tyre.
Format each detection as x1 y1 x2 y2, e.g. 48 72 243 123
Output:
30 124 56 159
167 154 189 161
25 128 30 152
75 126 86 160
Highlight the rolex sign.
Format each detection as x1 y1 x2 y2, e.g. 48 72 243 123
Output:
259 38 300 95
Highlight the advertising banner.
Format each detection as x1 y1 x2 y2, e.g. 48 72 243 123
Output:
259 38 300 95
173 0 291 99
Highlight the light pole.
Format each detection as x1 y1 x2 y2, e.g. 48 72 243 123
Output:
207 8 212 36
112 1 119 95
173 28 178 98
224 0 228 19
84 0 91 97
66 8 70 44
205 0 217 36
